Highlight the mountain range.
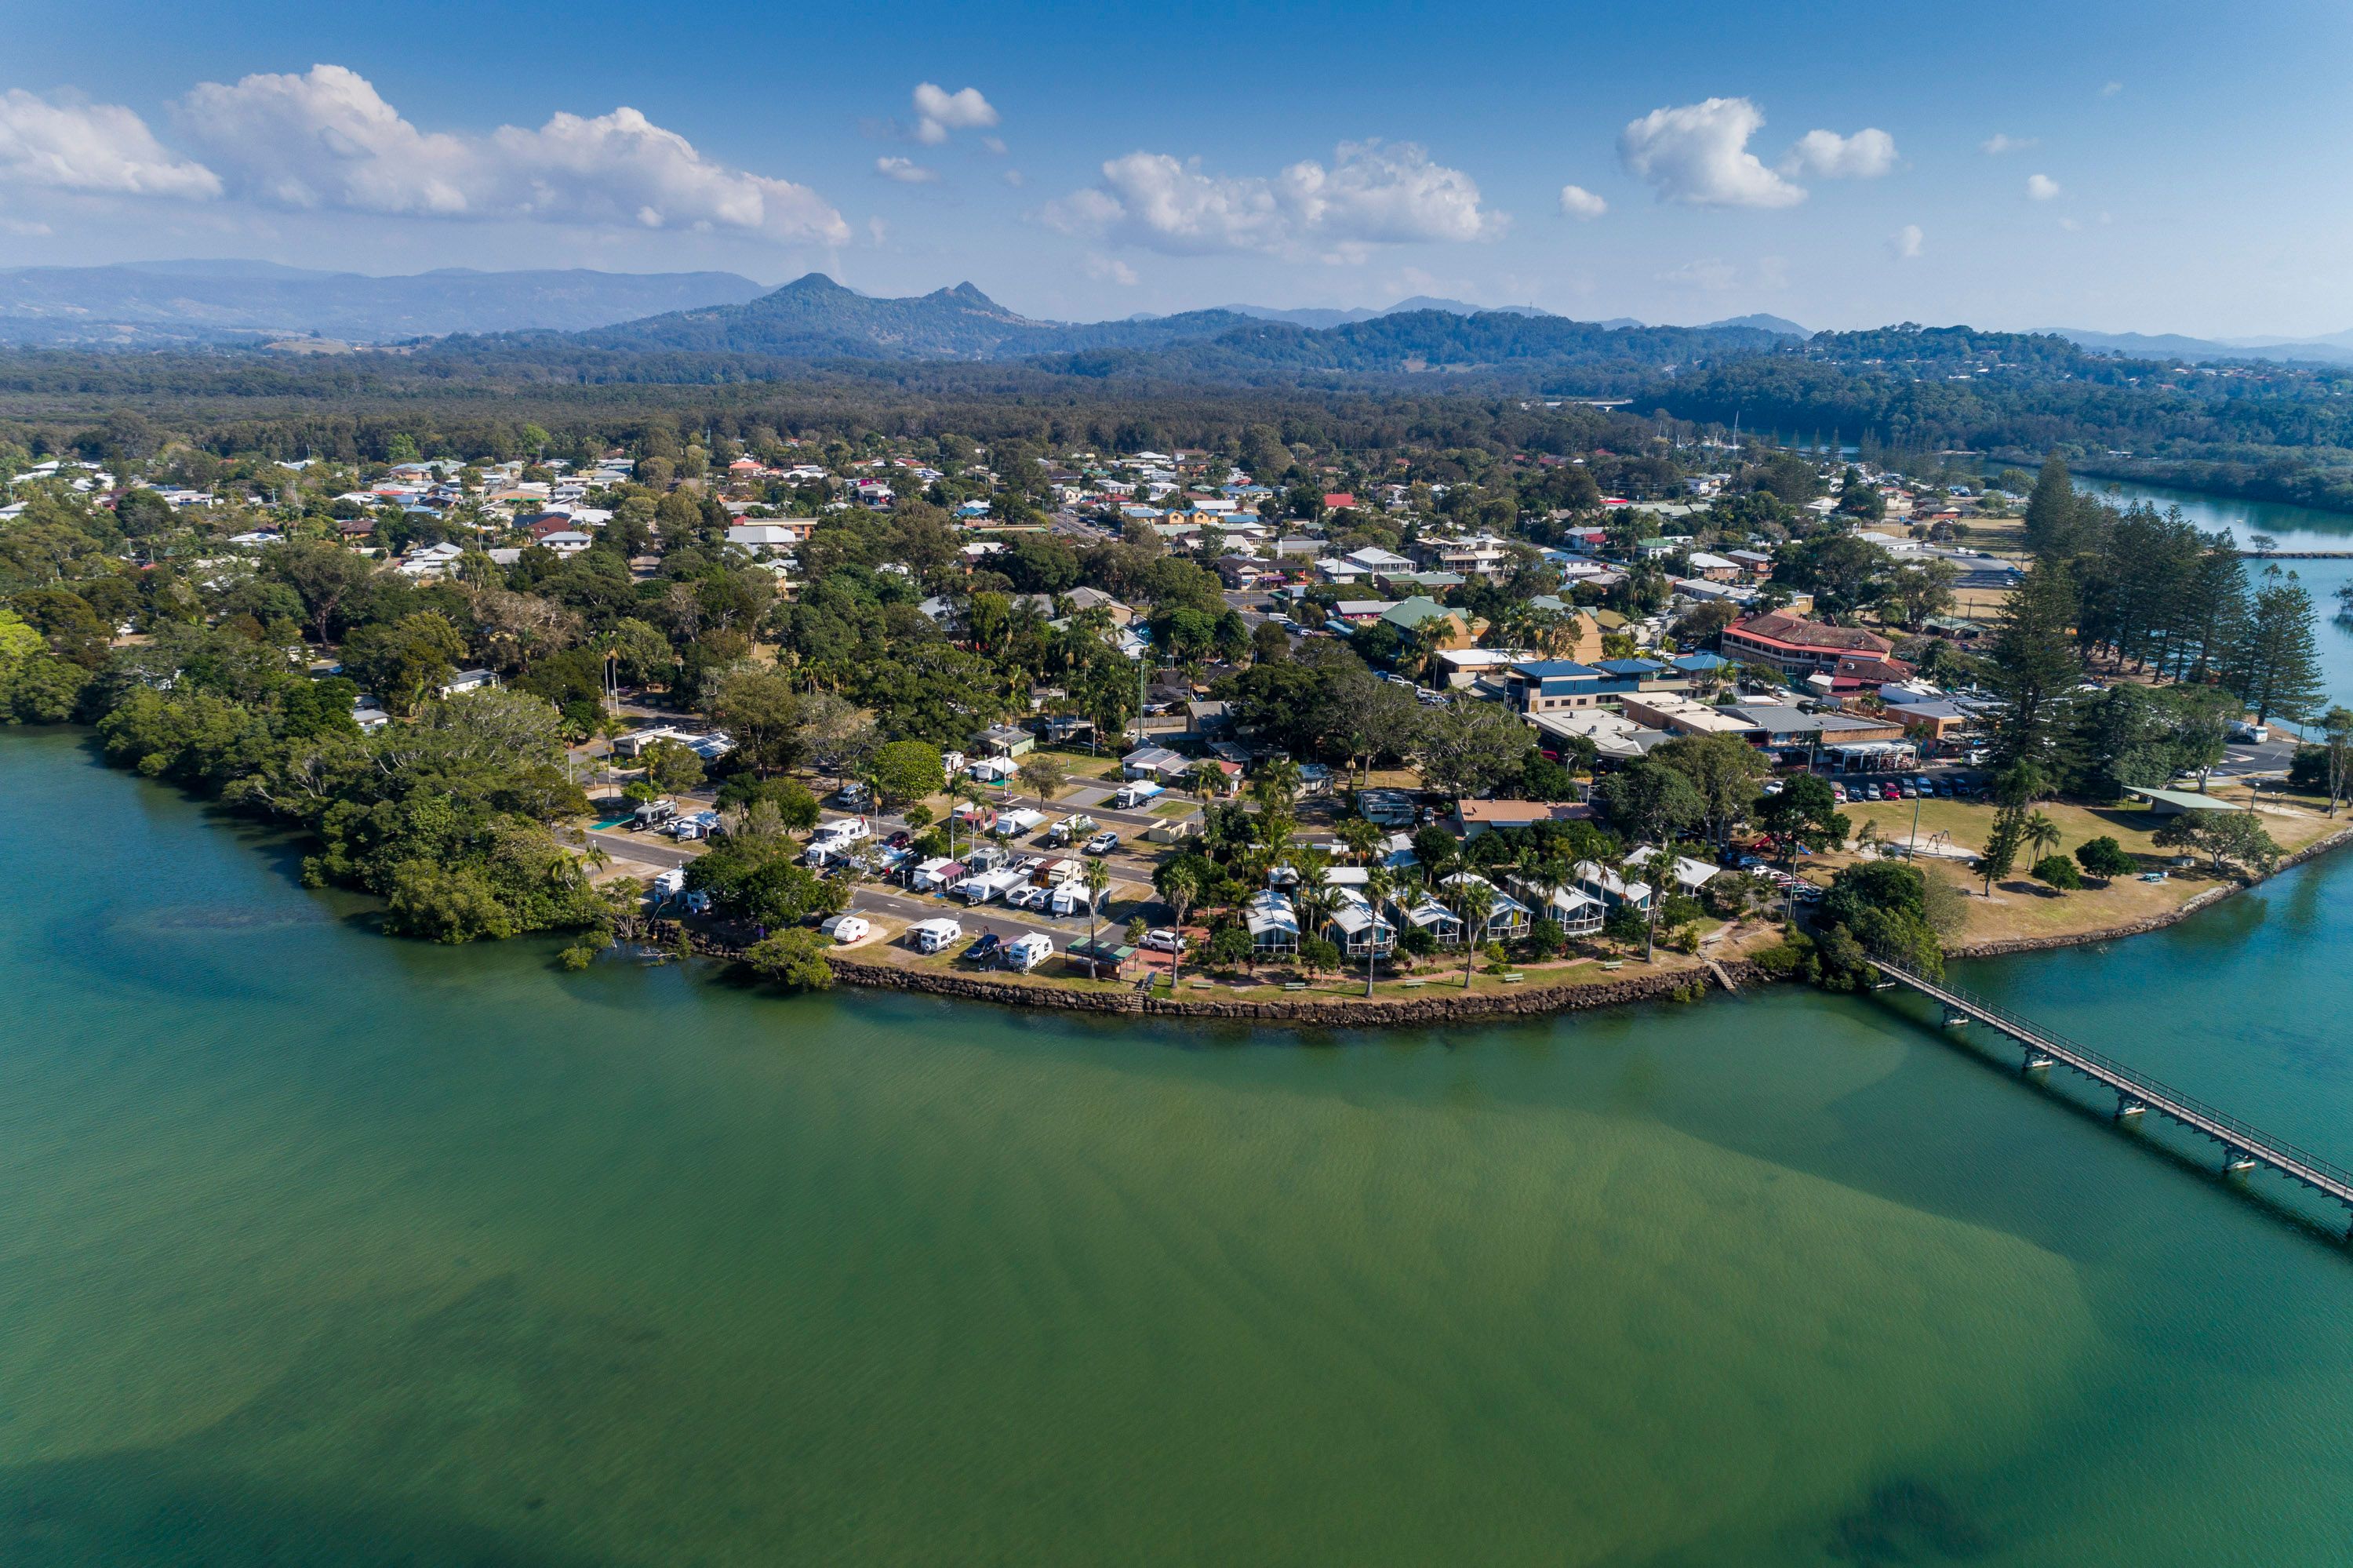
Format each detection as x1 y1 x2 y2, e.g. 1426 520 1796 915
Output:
2046 326 2353 367
19 257 2343 373
552 274 1265 360
0 260 766 346
424 275 1799 393
472 275 1814 372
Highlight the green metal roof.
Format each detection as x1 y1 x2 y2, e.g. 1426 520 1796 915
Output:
2126 785 2241 813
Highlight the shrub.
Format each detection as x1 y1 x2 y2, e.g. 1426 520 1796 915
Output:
2031 854 2082 891
2074 836 2136 879
745 928 834 990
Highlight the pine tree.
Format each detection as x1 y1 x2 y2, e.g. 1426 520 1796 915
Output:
2023 453 2082 558
2228 570 2325 724
1986 556 2082 766
2171 533 2248 682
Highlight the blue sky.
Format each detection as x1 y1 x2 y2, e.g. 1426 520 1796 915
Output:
3 0 2349 337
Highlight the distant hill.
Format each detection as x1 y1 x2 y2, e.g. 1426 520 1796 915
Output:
0 260 768 346
1217 297 1555 330
1698 314 1809 337
2048 326 2353 367
1028 309 1796 391
561 273 1257 360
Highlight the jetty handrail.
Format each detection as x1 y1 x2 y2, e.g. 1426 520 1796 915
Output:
1871 955 2353 1192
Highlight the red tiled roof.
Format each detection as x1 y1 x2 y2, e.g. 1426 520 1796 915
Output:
1726 613 1893 657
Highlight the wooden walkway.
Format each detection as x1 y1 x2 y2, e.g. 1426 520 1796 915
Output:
1869 955 2353 1231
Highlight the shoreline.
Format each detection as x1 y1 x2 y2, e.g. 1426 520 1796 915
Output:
1943 820 2353 960
630 822 2353 1026
620 915 1764 1024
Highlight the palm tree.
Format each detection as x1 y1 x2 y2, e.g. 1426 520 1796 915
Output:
1360 864 1395 997
1161 865 1198 990
948 777 986 862
1081 857 1113 979
2024 810 2062 865
1454 878 1497 989
1334 815 1381 866
1523 855 1569 952
1291 863 1337 971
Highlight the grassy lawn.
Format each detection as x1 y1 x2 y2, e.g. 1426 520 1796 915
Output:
1846 791 2337 862
1150 799 1200 819
1816 791 2345 949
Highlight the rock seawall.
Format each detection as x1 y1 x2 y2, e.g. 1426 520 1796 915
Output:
616 917 1766 1026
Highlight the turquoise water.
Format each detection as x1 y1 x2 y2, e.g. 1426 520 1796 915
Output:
5 726 2353 1564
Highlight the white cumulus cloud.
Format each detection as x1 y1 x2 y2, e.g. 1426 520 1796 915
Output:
1780 127 1897 179
1083 253 1139 286
912 83 998 146
2027 173 2061 201
0 89 220 198
875 156 939 184
1619 97 1805 209
175 64 848 244
1046 140 1504 260
1557 183 1607 219
1980 132 2037 155
1889 223 1923 259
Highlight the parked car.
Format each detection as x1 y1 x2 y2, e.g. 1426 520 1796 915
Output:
964 933 1002 965
1084 831 1121 854
886 829 911 849
1140 927 1184 953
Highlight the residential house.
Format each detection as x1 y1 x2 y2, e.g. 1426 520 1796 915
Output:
1323 889 1398 959
1120 744 1191 782
973 724 1035 758
1392 893 1465 947
1453 799 1593 838
1379 597 1480 651
726 520 816 554
1438 872 1533 942
1244 890 1302 955
1624 846 1721 897
1506 876 1605 937
1572 860 1653 915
